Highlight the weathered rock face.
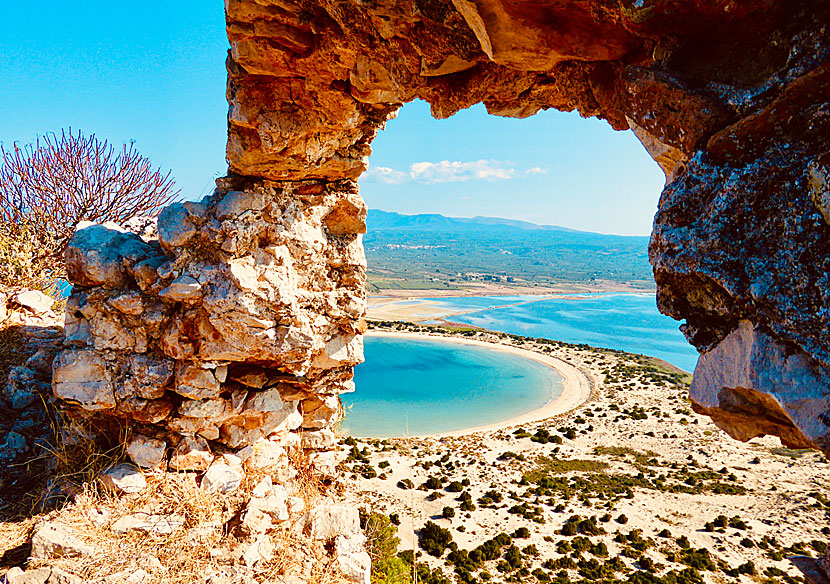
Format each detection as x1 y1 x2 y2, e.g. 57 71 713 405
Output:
219 0 830 455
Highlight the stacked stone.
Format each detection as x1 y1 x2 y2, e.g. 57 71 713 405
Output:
53 177 367 473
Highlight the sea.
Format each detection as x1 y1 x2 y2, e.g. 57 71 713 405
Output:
420 292 697 372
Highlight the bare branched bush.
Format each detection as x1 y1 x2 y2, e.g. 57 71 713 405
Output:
0 129 179 291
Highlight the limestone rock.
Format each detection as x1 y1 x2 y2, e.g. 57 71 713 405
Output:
52 350 115 410
336 533 371 584
13 289 54 315
111 512 185 535
30 522 94 559
169 436 213 471
174 364 221 400
65 224 160 288
306 504 360 541
100 463 146 494
690 320 830 452
201 462 243 494
125 435 166 469
128 355 174 400
159 275 203 302
0 431 28 462
157 203 197 249
108 291 144 315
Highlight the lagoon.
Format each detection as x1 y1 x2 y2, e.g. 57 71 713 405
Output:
341 335 563 438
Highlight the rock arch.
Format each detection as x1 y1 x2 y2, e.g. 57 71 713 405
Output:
56 0 830 477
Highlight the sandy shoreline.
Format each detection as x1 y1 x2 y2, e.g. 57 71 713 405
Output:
365 331 593 438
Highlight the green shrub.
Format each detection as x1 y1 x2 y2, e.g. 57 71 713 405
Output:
419 521 453 557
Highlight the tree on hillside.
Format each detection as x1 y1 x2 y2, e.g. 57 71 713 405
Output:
0 129 179 292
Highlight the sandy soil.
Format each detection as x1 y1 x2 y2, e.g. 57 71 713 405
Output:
342 327 830 583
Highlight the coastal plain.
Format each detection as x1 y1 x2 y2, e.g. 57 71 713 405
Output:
342 324 830 584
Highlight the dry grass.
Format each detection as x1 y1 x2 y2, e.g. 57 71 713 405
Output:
2 440 350 584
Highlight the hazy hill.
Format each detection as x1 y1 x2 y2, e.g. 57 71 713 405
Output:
364 210 654 291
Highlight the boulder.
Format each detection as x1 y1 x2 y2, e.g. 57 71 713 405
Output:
65 224 160 288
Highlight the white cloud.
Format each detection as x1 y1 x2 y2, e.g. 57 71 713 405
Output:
362 166 409 184
363 160 546 184
409 159 515 183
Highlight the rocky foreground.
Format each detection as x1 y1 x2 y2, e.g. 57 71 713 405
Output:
345 323 830 584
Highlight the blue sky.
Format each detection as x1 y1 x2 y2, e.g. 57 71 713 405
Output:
0 1 664 236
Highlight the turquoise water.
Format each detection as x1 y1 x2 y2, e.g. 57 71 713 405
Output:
428 293 698 372
341 336 563 437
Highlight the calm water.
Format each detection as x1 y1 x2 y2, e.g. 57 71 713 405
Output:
429 293 698 372
341 336 563 437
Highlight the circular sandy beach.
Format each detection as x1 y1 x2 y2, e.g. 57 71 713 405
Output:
364 331 593 438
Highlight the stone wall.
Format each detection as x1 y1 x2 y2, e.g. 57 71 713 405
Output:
56 176 366 474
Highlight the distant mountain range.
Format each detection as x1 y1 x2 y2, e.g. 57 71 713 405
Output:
368 210 581 233
364 210 654 292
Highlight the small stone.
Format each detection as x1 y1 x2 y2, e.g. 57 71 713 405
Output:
100 463 146 494
111 512 185 535
125 569 149 584
0 431 28 462
174 364 221 400
243 534 274 568
159 275 203 302
3 366 39 410
13 289 54 314
169 436 213 471
5 567 52 584
30 522 95 559
108 291 144 315
47 567 84 584
252 476 272 497
201 462 243 494
127 435 167 469
288 496 306 515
